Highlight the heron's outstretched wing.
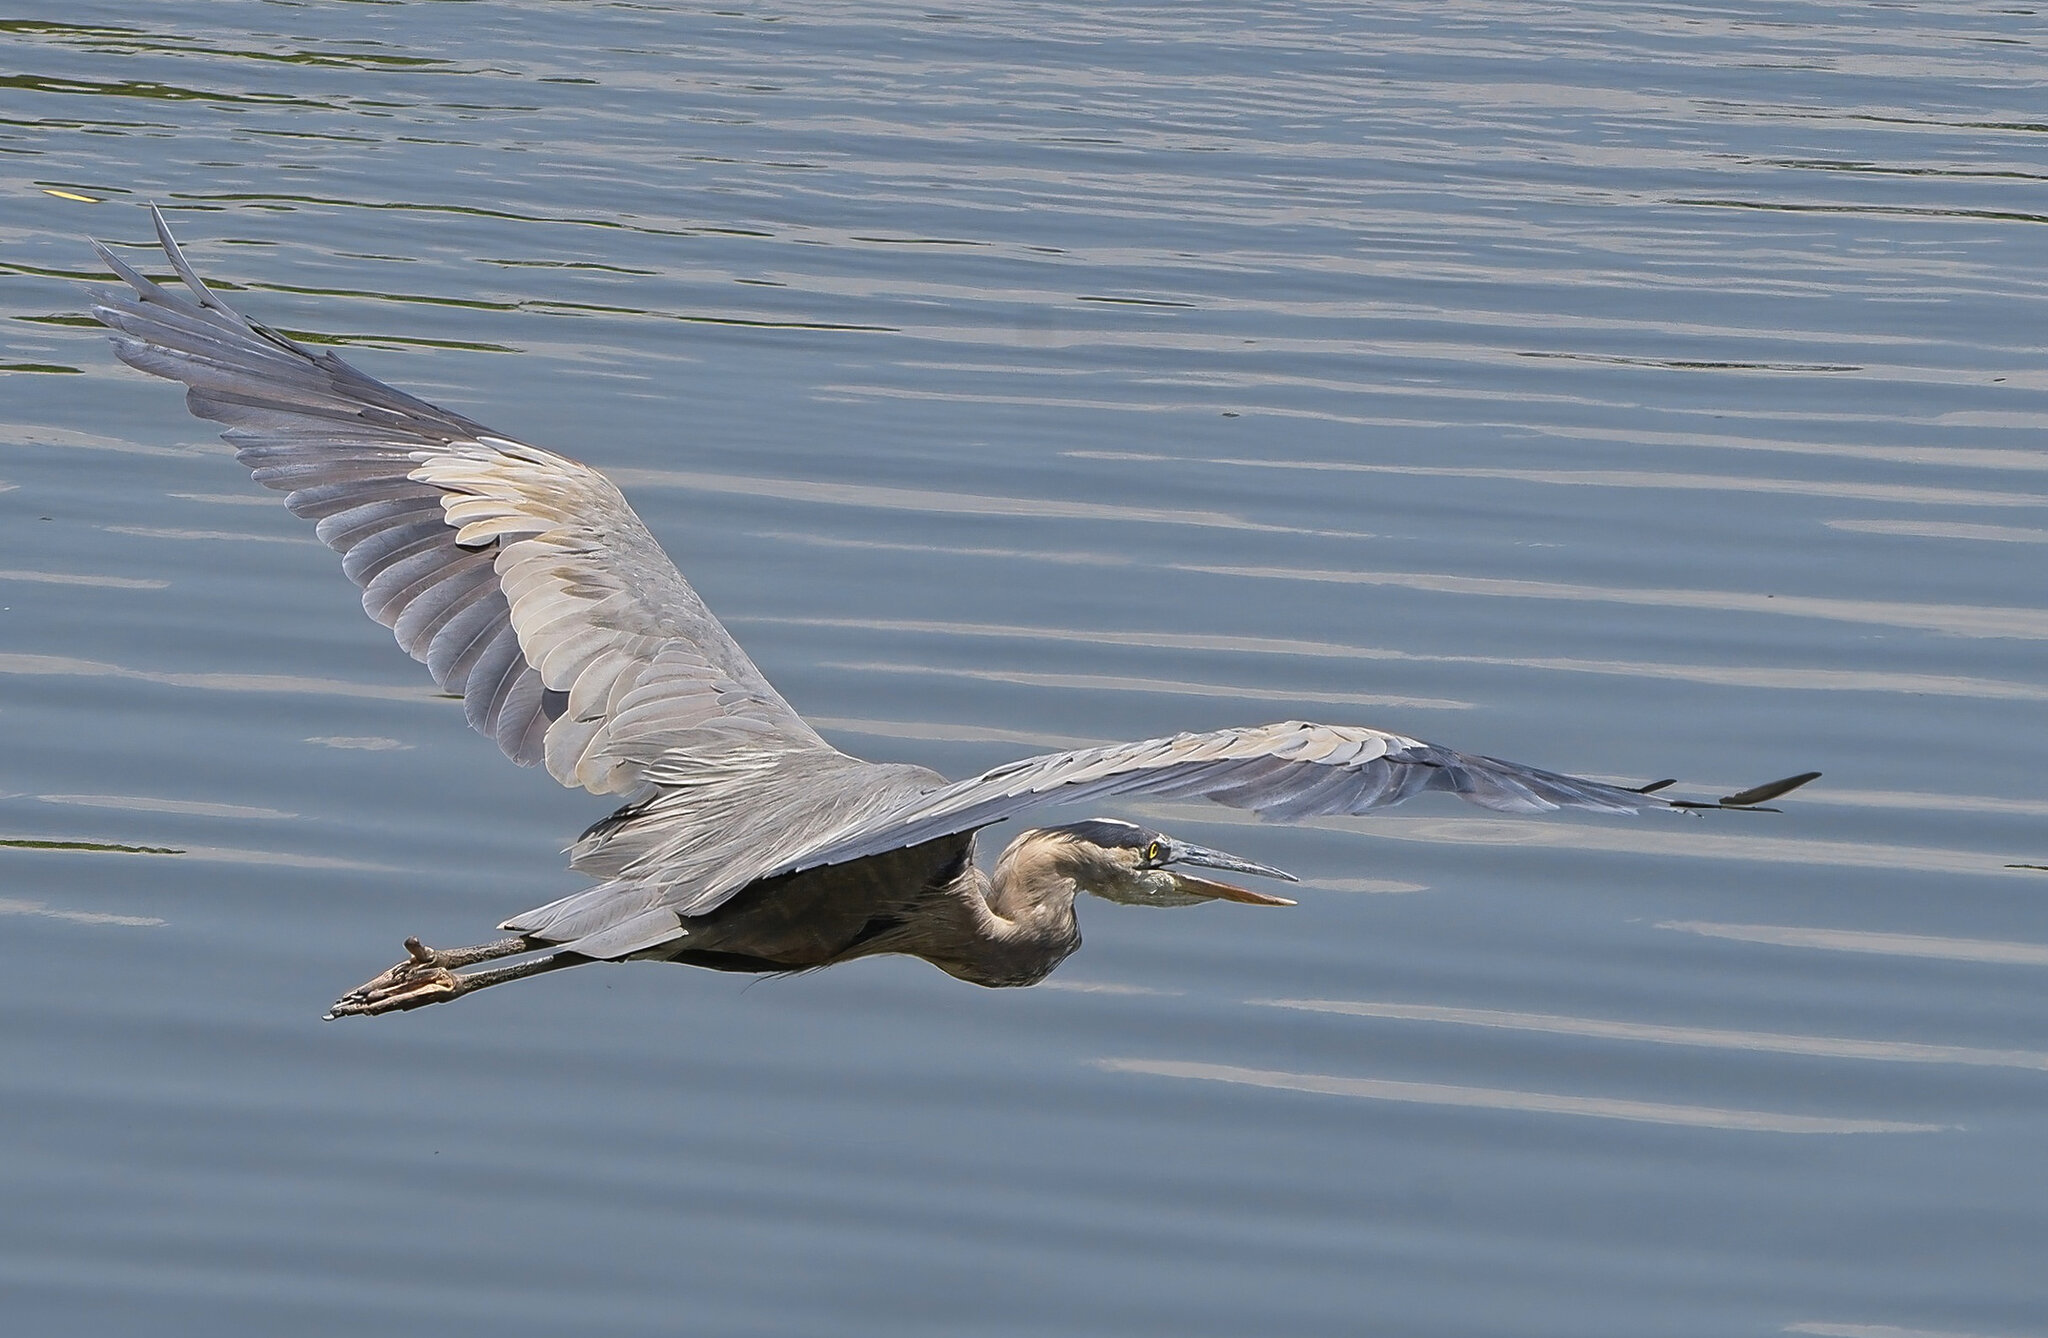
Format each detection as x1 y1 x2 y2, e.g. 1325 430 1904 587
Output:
754 720 1820 884
91 206 836 794
503 723 1813 958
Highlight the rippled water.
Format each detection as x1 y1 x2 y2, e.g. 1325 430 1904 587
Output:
3 3 2044 1334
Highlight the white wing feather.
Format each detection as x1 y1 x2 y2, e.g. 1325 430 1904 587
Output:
92 206 837 798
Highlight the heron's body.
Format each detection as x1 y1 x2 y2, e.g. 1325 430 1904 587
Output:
88 208 1817 1016
645 833 1069 988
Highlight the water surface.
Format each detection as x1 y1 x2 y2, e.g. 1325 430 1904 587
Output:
2 4 2044 1335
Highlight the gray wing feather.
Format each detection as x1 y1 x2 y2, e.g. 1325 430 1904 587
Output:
756 720 1689 884
506 748 945 955
500 717 1735 960
91 205 834 794
515 720 1717 956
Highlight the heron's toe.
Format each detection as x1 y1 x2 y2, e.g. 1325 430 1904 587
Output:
324 950 465 1019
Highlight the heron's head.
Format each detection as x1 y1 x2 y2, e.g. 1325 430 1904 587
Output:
1014 818 1298 908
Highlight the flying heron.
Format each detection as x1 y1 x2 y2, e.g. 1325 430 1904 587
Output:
89 208 1819 1018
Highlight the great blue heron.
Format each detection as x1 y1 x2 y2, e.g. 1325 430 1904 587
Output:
90 208 1818 1018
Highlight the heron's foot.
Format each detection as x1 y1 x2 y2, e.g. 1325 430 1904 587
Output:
324 934 575 1019
325 937 471 1019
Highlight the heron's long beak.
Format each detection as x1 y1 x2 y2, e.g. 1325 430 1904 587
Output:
1166 841 1298 906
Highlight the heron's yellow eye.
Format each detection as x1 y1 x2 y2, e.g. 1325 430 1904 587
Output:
1144 841 1163 864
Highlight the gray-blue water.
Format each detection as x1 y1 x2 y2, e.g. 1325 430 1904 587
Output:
3 4 2044 1334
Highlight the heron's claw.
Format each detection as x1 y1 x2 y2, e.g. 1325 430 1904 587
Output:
324 937 466 1019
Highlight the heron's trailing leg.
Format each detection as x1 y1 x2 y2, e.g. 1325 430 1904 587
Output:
325 935 581 1019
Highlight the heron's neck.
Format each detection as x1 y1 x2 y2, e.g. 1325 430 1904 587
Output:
938 858 1080 988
